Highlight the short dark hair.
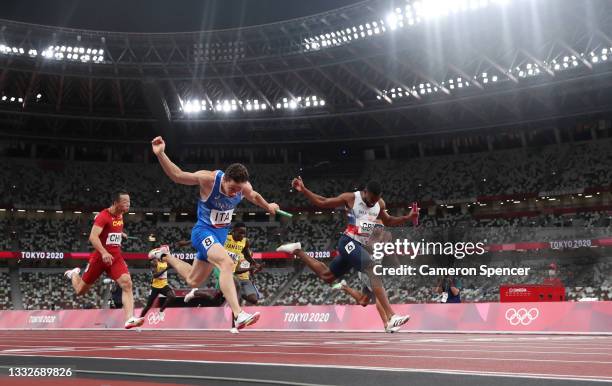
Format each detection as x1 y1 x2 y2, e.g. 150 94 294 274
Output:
233 222 246 229
225 163 249 183
365 181 382 196
112 190 129 203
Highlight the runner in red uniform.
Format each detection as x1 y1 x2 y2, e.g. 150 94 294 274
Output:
64 191 144 329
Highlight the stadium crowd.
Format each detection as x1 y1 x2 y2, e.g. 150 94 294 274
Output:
0 139 610 211
0 137 610 310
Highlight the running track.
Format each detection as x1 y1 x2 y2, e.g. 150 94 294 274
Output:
0 330 610 385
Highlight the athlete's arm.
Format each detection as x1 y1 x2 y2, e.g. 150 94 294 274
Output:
233 267 253 275
292 176 352 209
89 225 113 265
174 240 192 248
152 136 212 186
242 182 279 214
153 268 168 278
242 239 262 271
377 199 418 226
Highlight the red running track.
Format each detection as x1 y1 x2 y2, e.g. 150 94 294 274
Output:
0 330 611 383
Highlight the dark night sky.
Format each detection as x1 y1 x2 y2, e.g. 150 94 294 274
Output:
0 0 363 32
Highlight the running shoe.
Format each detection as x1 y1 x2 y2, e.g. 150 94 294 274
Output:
234 311 260 330
387 314 411 331
385 323 401 333
63 267 80 280
230 318 239 334
159 244 171 256
147 247 163 260
124 316 145 329
184 288 197 303
331 280 347 290
276 242 301 254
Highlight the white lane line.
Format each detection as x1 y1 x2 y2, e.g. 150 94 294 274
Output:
2 347 612 365
0 354 610 383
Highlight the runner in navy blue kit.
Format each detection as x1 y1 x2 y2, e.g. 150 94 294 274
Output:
151 136 279 329
278 177 418 332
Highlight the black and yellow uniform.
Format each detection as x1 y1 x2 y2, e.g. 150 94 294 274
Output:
225 234 258 299
140 260 176 318
212 234 248 288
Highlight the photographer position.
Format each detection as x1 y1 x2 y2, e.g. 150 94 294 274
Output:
434 275 462 303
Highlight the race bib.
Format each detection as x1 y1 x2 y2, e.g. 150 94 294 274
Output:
202 236 215 250
239 260 251 269
357 220 378 235
210 209 234 226
106 232 122 246
345 241 356 254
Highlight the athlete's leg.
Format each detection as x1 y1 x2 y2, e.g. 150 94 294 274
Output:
165 254 213 288
363 263 395 322
71 273 93 296
139 288 160 318
294 249 336 283
70 257 103 295
159 287 176 312
164 253 194 277
375 298 390 328
207 244 242 317
240 280 259 305
340 283 370 306
116 273 135 322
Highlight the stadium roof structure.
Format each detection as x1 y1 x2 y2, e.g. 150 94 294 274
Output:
0 0 612 145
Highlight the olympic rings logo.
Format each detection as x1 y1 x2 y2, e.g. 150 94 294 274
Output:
505 308 539 326
147 312 164 325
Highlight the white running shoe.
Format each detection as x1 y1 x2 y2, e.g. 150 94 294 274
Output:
64 267 80 280
230 327 240 334
332 279 347 290
234 310 260 330
147 247 164 260
387 314 411 331
276 242 302 254
385 323 401 333
124 316 145 329
184 288 197 303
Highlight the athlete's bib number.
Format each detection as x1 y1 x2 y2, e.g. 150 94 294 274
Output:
202 236 215 250
357 220 378 235
239 260 251 269
106 233 122 246
210 209 234 226
227 251 240 262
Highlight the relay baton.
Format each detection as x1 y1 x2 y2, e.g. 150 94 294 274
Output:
277 209 293 218
411 202 419 226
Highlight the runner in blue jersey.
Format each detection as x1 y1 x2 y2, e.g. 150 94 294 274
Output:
151 136 279 329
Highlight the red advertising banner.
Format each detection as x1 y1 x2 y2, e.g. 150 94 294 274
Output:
2 301 611 333
2 237 611 261
1 250 338 260
500 284 566 302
